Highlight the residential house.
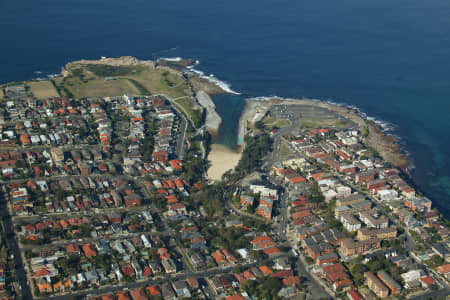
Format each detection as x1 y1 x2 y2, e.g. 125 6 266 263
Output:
365 272 389 298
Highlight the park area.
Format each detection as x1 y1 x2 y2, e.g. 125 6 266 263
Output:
27 81 59 98
52 64 191 100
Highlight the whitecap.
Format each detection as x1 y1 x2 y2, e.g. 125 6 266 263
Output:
201 75 241 95
185 68 240 95
159 57 183 62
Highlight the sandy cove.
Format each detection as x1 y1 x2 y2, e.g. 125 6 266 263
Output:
207 144 242 181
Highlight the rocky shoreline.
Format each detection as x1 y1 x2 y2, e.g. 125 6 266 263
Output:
238 97 410 171
35 56 411 172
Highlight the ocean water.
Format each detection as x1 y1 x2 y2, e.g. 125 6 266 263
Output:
1 0 450 215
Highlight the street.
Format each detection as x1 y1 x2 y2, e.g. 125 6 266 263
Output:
0 192 32 299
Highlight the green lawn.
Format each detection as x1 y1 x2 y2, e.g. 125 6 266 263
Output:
54 64 192 99
174 97 203 127
262 116 291 129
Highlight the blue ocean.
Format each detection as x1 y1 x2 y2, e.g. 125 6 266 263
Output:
1 0 450 215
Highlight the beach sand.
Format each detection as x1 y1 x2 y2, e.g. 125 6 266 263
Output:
207 144 241 181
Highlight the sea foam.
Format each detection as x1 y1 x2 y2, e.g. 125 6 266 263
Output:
159 57 183 62
184 62 241 95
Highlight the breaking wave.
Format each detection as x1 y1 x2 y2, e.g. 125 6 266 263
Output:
185 63 240 95
159 57 183 62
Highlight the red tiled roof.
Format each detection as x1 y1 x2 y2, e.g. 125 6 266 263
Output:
436 264 450 274
283 276 300 286
66 243 80 253
290 176 307 183
347 290 363 300
121 264 135 277
82 243 97 257
117 291 131 300
420 276 435 286
323 263 346 274
259 265 273 275
146 285 161 296
262 247 280 255
225 295 247 300
271 269 294 279
129 288 148 300
327 271 348 282
243 270 256 280
212 250 226 264
143 267 152 277
34 268 50 277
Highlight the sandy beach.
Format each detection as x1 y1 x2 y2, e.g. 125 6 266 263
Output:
207 144 241 181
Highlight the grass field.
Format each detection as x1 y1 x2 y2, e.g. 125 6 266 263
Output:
55 76 141 98
174 97 203 127
0 88 3 99
279 141 295 158
53 64 191 99
262 116 291 129
123 68 190 99
27 80 60 98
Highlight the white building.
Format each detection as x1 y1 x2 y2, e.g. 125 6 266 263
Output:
377 189 398 201
141 234 152 248
401 269 424 283
249 185 277 198
340 214 361 232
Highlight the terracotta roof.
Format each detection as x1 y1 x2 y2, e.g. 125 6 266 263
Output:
225 295 247 300
146 285 161 296
437 264 450 274
259 265 273 275
38 283 51 291
101 294 115 300
271 269 294 278
117 291 131 300
212 250 226 264
262 247 280 255
347 290 363 300
243 270 256 280
34 268 50 277
82 243 97 257
290 176 307 183
66 244 80 253
121 264 135 277
323 263 346 274
420 276 435 286
129 288 148 300
327 271 348 282
283 276 300 286
53 281 64 290
143 267 152 277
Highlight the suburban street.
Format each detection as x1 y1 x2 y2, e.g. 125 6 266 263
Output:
0 192 33 299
